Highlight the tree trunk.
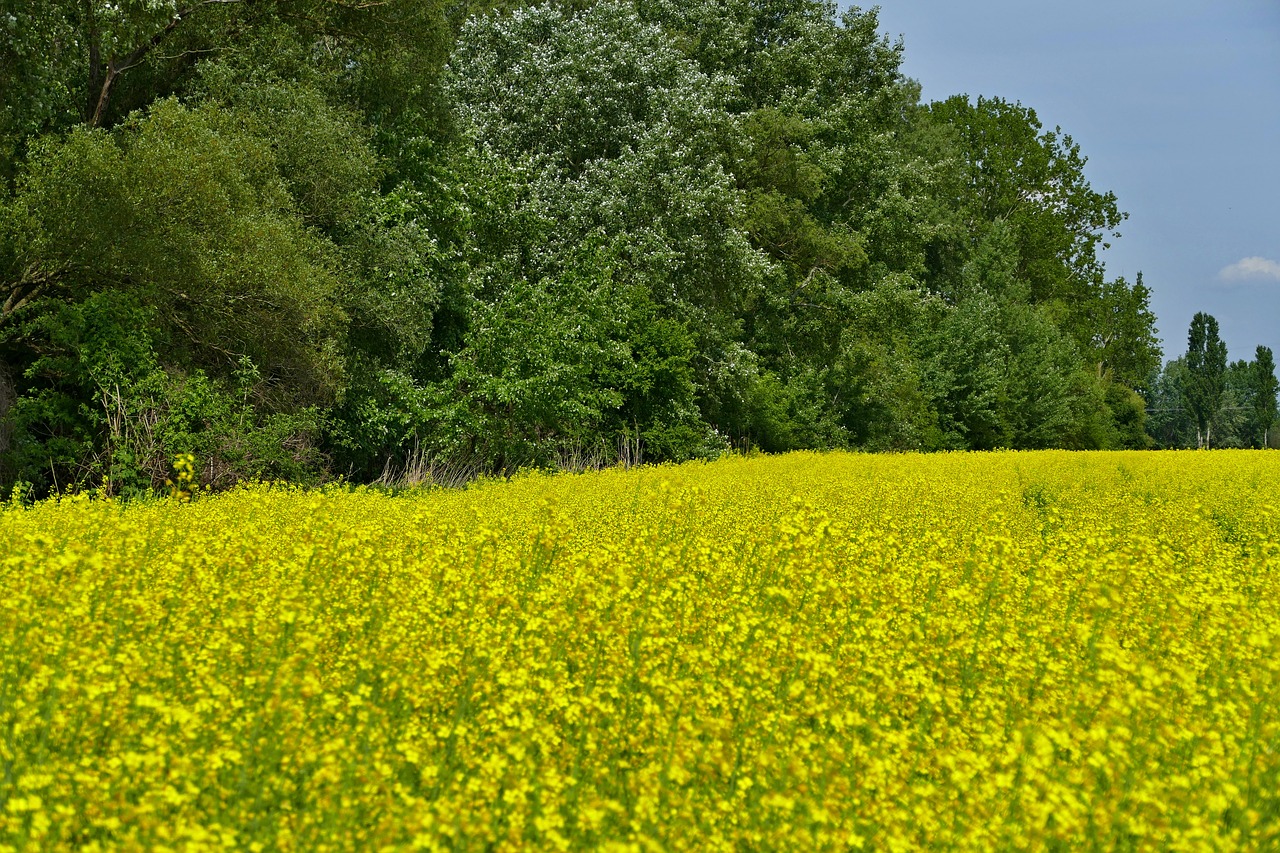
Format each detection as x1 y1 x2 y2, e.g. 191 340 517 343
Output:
87 0 253 127
84 0 103 123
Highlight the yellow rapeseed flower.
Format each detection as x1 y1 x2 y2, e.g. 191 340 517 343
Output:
1 450 1278 849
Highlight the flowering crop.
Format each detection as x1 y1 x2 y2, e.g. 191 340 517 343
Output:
2 450 1279 850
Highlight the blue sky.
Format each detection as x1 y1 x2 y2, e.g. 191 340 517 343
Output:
869 1 1280 365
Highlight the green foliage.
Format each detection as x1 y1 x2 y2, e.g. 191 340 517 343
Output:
926 284 1095 451
0 0 1211 492
443 2 769 463
1 292 323 497
6 99 348 406
0 1 81 184
1150 325 1274 451
1217 359 1255 449
927 292 1009 449
1183 312 1228 449
1102 382 1153 450
1146 358 1194 449
828 275 945 450
1251 346 1279 447
1087 271 1162 390
926 96 1124 314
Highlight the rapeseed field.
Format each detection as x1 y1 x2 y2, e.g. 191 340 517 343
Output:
2 450 1279 851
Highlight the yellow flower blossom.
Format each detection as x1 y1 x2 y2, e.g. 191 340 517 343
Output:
1 450 1279 849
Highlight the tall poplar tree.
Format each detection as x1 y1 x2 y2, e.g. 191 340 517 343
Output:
1252 345 1279 447
1183 312 1227 449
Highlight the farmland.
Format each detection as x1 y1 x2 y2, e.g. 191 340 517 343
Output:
2 451 1279 850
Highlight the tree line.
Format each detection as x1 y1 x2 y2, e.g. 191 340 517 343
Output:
0 0 1234 497
1147 313 1278 450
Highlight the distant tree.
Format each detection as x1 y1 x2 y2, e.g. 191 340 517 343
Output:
1252 345 1279 447
1088 271 1162 389
1145 358 1195 448
1183 312 1227 449
1103 382 1153 449
925 95 1126 334
1220 359 1254 448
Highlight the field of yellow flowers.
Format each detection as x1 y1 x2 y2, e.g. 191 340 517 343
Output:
2 450 1279 850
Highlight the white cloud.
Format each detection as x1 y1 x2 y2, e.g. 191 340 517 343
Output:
1218 256 1280 283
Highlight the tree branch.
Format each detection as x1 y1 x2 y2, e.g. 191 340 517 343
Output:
1 265 61 324
89 0 253 127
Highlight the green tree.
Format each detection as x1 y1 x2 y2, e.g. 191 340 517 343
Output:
829 274 945 450
1145 358 1195 448
925 96 1125 342
921 223 1095 450
1087 271 1161 388
1252 345 1279 447
0 0 453 131
1102 382 1152 449
443 1 769 460
1183 312 1227 449
926 291 1008 449
0 0 1179 488
633 0 951 448
1219 359 1253 448
0 0 464 491
4 99 349 400
0 90 377 493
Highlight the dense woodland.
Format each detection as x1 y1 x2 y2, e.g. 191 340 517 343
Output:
0 0 1272 496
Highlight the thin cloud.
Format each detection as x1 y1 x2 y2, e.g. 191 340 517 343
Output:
1218 256 1280 282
